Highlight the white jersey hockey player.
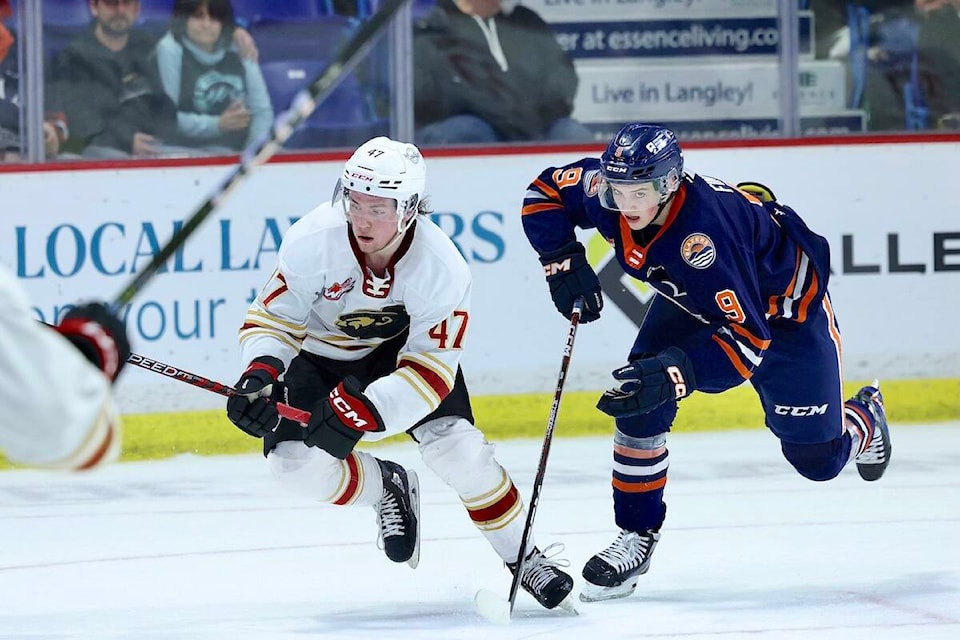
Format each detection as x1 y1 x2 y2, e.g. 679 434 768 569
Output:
0 266 130 470
225 137 574 610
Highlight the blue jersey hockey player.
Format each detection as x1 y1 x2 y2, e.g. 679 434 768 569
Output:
521 123 892 603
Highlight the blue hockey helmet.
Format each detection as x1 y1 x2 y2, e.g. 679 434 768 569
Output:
598 124 683 210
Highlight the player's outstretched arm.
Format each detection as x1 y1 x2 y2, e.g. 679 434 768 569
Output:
0 278 130 469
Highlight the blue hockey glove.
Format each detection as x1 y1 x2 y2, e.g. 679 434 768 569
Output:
538 241 603 323
597 347 696 418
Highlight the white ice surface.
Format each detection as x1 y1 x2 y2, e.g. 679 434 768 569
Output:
1 424 958 640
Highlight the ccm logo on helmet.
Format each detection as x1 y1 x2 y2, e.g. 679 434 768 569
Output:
774 404 828 416
605 164 628 173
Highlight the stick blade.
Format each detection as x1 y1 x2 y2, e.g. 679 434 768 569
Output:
474 588 512 625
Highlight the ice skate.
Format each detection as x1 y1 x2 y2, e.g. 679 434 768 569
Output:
508 543 575 611
580 528 660 602
375 459 420 568
849 380 892 481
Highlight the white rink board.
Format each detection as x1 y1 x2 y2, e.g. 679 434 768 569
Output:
1 140 958 413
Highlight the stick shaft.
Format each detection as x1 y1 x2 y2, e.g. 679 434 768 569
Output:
126 353 311 424
507 297 585 613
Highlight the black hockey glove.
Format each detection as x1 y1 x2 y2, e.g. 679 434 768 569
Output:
597 347 696 418
538 241 603 323
56 302 131 382
305 376 386 459
226 356 285 438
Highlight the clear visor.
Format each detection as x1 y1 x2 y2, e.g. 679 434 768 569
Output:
333 179 403 222
597 169 680 211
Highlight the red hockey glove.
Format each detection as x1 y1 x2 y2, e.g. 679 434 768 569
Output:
305 376 385 459
56 302 131 381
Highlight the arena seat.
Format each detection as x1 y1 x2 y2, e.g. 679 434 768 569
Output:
260 59 387 149
249 15 357 63
231 0 320 25
38 0 91 27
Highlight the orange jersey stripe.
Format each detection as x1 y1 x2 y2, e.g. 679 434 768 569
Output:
729 323 771 351
613 443 666 459
711 334 754 380
532 177 561 201
521 202 564 216
612 476 668 493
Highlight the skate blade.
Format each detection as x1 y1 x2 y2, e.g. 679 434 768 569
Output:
557 594 580 615
406 471 421 569
579 577 639 603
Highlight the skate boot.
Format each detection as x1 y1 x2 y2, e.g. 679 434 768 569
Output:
848 380 892 481
374 459 420 568
507 543 575 610
580 528 660 602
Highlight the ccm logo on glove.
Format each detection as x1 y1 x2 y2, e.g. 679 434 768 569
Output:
542 257 573 277
538 241 603 323
330 384 380 432
665 365 688 398
305 376 385 459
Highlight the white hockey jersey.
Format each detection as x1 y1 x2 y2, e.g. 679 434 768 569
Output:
0 266 120 470
239 203 472 438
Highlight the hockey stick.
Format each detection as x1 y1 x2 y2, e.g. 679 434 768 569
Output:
475 297 585 623
111 0 409 308
126 352 311 424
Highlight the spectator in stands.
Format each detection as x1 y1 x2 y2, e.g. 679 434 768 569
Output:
156 0 273 154
0 0 67 160
49 0 260 159
49 0 180 158
829 1 923 130
917 0 960 128
413 0 593 145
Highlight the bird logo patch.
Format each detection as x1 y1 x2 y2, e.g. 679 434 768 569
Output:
323 278 355 301
681 233 716 269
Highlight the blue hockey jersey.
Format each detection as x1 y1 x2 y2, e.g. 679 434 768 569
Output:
521 157 833 393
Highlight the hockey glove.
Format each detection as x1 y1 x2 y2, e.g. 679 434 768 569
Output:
226 356 285 438
56 302 131 382
305 376 386 459
539 241 603 323
597 347 696 418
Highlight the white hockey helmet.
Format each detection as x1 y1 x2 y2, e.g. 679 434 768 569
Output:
339 136 427 220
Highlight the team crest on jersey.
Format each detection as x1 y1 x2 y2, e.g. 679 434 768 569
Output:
335 305 410 340
323 278 355 301
681 233 716 269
